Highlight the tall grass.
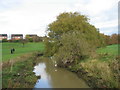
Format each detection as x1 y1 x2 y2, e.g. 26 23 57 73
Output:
79 44 119 88
68 44 119 88
80 59 119 88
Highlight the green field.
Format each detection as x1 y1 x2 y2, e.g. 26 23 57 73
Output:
97 44 118 55
96 44 119 61
2 42 44 88
2 42 44 62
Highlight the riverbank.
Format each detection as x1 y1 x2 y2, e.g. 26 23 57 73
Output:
57 44 120 88
2 52 35 69
67 57 119 88
2 42 45 88
2 52 43 88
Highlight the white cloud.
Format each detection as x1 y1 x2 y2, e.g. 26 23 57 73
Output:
0 0 119 36
0 0 76 36
72 0 118 35
94 20 118 28
73 0 118 16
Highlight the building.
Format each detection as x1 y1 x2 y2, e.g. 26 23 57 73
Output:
0 34 7 41
25 34 37 39
11 34 23 40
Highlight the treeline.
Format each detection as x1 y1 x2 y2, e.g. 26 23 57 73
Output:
102 33 120 45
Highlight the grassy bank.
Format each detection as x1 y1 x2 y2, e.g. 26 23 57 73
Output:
2 42 44 62
2 52 42 88
2 42 44 88
67 44 119 88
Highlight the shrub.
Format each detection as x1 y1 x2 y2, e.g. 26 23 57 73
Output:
13 40 21 42
80 58 120 88
28 38 33 42
44 38 59 56
53 31 95 67
2 39 8 42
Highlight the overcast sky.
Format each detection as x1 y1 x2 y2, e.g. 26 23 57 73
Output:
0 0 119 37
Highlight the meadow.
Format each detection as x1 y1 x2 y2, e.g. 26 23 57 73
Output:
97 44 118 55
96 44 119 62
2 42 44 62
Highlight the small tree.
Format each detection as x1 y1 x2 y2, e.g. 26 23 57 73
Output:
2 39 8 42
33 36 41 42
25 35 33 42
20 39 27 47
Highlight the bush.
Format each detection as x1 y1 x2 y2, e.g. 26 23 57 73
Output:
12 40 21 42
53 31 95 67
44 38 59 56
33 36 42 42
8 40 12 42
80 58 120 88
2 39 8 42
28 38 33 42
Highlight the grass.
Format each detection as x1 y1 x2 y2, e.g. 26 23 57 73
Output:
81 44 119 88
97 44 118 55
2 42 119 88
2 42 44 62
2 56 40 88
68 44 119 88
2 42 45 88
80 59 119 88
96 44 119 61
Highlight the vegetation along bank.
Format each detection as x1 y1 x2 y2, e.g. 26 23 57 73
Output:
44 12 120 88
2 42 44 88
2 12 120 88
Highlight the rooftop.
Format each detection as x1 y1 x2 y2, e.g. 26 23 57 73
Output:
0 34 7 36
11 34 23 36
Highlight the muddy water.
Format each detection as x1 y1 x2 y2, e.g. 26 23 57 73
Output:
33 59 89 88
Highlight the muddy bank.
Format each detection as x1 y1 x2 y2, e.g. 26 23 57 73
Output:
63 59 120 88
2 52 42 88
57 65 104 88
69 66 102 88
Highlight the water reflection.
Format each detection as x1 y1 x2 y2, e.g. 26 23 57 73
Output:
33 59 89 88
33 63 52 88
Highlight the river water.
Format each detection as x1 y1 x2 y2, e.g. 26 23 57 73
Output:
33 59 89 88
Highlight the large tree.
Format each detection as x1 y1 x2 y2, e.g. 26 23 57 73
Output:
45 12 105 56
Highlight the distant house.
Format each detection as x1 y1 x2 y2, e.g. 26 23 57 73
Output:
0 34 7 40
25 34 37 39
11 34 23 40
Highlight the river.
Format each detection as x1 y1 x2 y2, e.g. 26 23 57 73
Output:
33 59 89 88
